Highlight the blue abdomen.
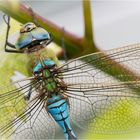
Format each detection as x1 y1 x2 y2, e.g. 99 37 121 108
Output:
47 95 76 140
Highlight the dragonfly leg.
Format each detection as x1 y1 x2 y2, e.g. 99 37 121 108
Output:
10 71 33 101
24 86 32 101
28 7 41 27
58 79 67 90
3 14 21 53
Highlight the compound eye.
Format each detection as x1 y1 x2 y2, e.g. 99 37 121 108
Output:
26 25 33 31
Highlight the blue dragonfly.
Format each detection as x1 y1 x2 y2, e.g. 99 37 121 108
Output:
1 15 140 140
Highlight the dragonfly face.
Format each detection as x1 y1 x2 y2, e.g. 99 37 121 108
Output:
15 22 51 53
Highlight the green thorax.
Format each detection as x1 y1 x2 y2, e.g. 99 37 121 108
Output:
43 69 57 92
33 59 57 93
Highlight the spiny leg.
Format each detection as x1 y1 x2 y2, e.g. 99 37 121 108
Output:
28 7 41 27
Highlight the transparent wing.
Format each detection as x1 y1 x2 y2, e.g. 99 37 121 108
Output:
58 43 140 84
66 82 140 134
0 77 55 139
56 44 140 134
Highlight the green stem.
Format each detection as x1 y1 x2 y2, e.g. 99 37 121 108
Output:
83 0 94 42
82 0 97 53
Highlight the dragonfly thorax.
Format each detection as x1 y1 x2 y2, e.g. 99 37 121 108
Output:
33 59 60 95
42 69 57 94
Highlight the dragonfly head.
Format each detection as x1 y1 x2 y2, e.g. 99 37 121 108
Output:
15 22 52 53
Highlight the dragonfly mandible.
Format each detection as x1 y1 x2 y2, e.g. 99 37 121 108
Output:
1 15 140 140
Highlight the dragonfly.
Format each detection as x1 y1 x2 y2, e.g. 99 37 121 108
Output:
1 15 140 140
